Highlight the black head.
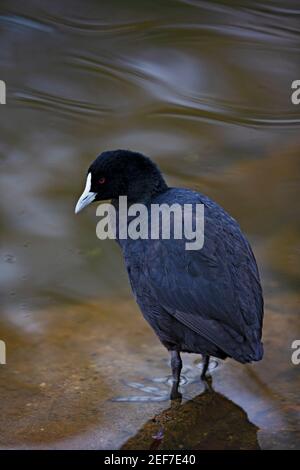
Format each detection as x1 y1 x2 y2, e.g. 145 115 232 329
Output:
75 149 168 213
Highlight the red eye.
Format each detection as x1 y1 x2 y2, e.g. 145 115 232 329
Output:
98 177 106 184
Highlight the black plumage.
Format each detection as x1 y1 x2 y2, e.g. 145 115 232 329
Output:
75 149 264 399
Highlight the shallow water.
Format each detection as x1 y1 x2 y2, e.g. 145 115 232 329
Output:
0 0 299 450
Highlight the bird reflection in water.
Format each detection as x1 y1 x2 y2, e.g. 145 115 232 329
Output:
120 373 260 450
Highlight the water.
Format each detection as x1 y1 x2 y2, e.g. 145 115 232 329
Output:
0 0 299 449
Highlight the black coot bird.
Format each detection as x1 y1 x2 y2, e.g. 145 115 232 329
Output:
75 149 264 399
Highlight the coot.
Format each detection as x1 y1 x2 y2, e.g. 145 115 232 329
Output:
75 150 264 399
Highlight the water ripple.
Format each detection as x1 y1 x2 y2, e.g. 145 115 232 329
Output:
0 14 53 33
13 88 112 119
148 104 300 128
41 13 162 35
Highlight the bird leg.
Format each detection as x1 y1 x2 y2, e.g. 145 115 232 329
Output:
170 350 182 400
201 354 210 380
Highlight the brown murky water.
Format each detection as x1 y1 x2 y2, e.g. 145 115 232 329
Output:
0 0 299 450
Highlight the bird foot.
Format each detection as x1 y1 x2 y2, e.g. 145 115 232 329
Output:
170 382 182 401
201 370 211 380
202 375 213 393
